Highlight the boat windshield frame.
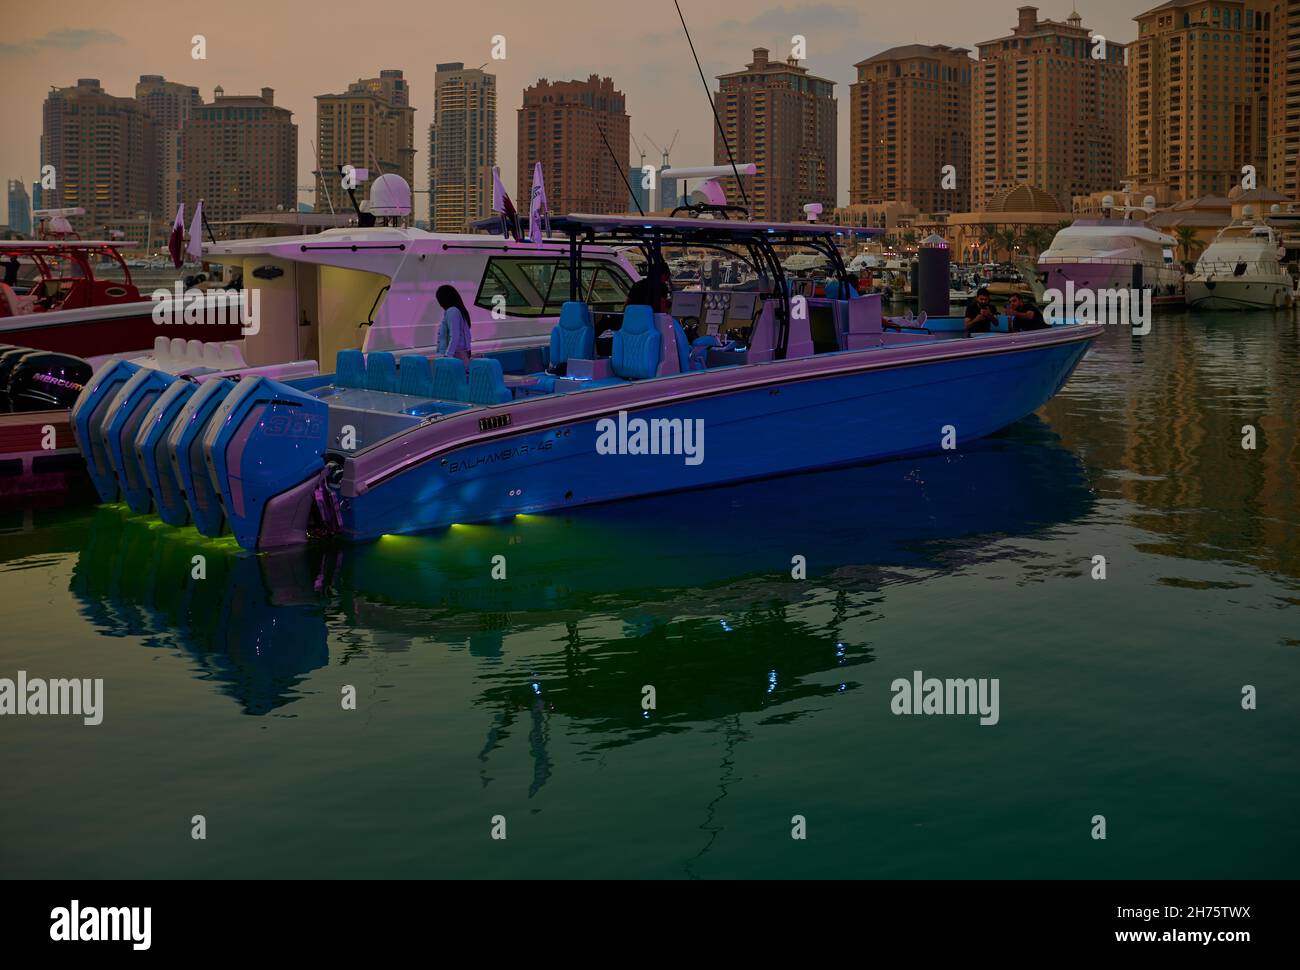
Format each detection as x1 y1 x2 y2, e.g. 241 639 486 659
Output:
550 215 879 359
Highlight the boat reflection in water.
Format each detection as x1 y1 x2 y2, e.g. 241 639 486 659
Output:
66 416 1095 735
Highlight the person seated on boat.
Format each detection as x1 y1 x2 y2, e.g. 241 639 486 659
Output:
435 284 472 370
964 287 1000 337
1007 293 1048 332
2 255 19 288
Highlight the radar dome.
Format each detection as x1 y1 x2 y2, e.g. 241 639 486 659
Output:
363 174 412 217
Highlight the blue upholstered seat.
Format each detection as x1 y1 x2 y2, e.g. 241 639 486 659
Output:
612 305 661 380
432 357 469 401
468 358 511 405
669 318 692 372
336 349 366 389
398 355 434 398
550 301 595 368
366 351 398 393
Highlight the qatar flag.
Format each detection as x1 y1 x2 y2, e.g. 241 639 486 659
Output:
491 166 521 242
167 204 185 269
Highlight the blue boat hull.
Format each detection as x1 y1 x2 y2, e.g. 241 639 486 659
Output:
344 337 1090 541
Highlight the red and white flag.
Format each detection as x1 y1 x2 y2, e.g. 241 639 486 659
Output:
167 204 185 269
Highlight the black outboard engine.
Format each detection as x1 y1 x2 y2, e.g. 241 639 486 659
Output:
0 347 36 412
8 351 93 413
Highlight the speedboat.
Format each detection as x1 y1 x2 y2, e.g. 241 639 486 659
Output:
71 213 1103 550
1184 217 1294 311
1039 192 1182 296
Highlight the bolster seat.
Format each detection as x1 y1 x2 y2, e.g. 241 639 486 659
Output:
467 358 511 405
336 349 366 388
398 355 435 398
612 305 661 380
366 351 399 393
432 357 469 401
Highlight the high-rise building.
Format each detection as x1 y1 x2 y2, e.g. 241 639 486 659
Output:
1270 0 1299 202
316 70 416 211
713 49 837 222
973 7 1127 210
628 166 651 214
1129 0 1271 200
850 44 974 213
7 179 32 236
40 79 155 234
429 63 496 232
135 75 202 219
517 75 629 214
184 86 297 223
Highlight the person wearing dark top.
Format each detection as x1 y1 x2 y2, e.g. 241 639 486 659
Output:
1007 293 1049 331
2 255 19 288
964 287 999 337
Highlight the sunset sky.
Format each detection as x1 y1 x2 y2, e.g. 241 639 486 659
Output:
2 0 1145 209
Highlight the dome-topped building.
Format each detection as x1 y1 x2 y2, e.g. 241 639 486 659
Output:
984 184 1063 214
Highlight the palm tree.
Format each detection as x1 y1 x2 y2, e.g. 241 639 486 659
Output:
1173 226 1204 269
1022 225 1052 258
977 225 1000 262
995 228 1019 262
901 230 918 249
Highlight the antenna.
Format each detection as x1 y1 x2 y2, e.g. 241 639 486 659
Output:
598 126 645 217
673 0 749 207
311 139 336 216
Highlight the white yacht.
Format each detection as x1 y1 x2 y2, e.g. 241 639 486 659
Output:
1038 190 1182 297
1184 213 1294 311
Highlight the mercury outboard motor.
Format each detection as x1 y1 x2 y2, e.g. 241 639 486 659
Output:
0 347 35 411
7 351 92 413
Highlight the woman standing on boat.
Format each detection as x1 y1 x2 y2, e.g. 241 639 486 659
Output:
435 284 472 369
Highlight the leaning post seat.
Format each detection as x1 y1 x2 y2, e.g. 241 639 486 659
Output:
611 305 661 380
551 301 596 368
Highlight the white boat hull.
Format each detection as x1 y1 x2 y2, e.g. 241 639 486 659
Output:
1184 279 1293 311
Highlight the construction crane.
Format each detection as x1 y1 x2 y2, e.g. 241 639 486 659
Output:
644 130 680 171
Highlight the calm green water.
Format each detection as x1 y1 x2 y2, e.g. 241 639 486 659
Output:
2 312 1298 879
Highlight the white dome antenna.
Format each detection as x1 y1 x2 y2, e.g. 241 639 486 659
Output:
362 174 412 218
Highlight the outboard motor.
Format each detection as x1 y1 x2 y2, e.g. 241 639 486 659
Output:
134 378 199 526
201 376 329 550
0 347 36 411
165 379 236 537
100 367 178 513
7 351 92 413
71 358 142 502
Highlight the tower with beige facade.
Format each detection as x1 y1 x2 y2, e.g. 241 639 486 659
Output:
517 75 629 214
184 86 297 223
850 45 974 214
1269 0 1299 203
40 79 154 235
315 70 416 212
972 7 1127 210
713 48 837 222
430 63 497 232
135 75 202 220
1129 0 1271 200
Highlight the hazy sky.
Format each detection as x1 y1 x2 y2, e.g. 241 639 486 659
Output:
1 0 1146 208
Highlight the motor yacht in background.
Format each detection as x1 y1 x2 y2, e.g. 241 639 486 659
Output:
1184 210 1294 311
1038 189 1182 299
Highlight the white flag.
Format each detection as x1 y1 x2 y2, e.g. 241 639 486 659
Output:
528 162 549 245
186 200 204 262
492 166 506 214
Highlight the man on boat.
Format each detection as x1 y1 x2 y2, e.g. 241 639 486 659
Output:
964 287 999 336
1006 293 1049 332
3 255 20 288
